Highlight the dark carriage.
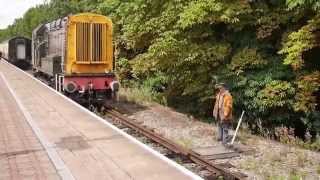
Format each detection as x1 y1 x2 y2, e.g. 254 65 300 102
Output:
8 37 32 70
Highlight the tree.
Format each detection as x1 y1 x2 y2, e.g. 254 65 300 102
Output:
0 0 319 138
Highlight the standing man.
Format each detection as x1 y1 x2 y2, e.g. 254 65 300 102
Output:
213 83 233 144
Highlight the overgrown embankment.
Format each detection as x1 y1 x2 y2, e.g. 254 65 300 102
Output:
1 0 319 144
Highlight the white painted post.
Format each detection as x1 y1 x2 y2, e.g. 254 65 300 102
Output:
59 75 62 92
55 74 58 91
62 75 64 91
58 75 60 92
231 111 245 145
58 75 63 92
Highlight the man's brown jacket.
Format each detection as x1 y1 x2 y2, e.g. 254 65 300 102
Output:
213 90 233 122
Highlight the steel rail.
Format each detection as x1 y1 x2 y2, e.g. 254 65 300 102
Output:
105 109 247 180
21 63 245 179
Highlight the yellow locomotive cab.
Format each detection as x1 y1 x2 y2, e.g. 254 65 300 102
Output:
66 13 113 75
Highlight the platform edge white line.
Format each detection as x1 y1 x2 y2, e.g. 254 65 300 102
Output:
1 61 203 180
0 71 75 180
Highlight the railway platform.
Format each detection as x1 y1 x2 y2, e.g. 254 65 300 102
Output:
0 61 201 180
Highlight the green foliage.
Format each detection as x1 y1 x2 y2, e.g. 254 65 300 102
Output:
255 7 296 40
229 48 267 74
286 0 320 10
294 71 320 113
255 80 295 112
97 0 121 15
235 75 289 115
132 29 232 105
1 0 320 140
143 74 168 92
279 16 320 70
240 77 273 113
178 0 252 29
116 58 133 84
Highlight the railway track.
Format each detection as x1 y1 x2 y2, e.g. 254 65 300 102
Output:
26 70 247 179
104 108 247 180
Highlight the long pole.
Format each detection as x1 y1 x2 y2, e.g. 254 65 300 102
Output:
55 74 58 91
231 111 245 145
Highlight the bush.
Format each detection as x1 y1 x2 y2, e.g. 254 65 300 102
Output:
275 126 320 151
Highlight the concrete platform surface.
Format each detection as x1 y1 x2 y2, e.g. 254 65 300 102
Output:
0 61 201 180
0 76 60 180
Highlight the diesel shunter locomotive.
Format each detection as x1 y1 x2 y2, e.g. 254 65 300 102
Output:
32 13 119 109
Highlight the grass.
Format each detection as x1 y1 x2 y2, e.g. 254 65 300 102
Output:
296 151 308 168
118 87 167 106
118 86 320 179
237 130 255 145
239 156 259 171
118 87 154 105
236 137 318 179
288 169 307 180
235 123 262 146
270 153 282 163
241 157 308 180
267 176 286 180
120 85 320 152
266 174 305 180
176 137 193 149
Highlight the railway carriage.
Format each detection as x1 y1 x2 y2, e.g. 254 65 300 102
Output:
32 13 119 109
0 37 32 70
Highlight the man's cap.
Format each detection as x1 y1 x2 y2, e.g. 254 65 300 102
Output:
215 83 228 90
